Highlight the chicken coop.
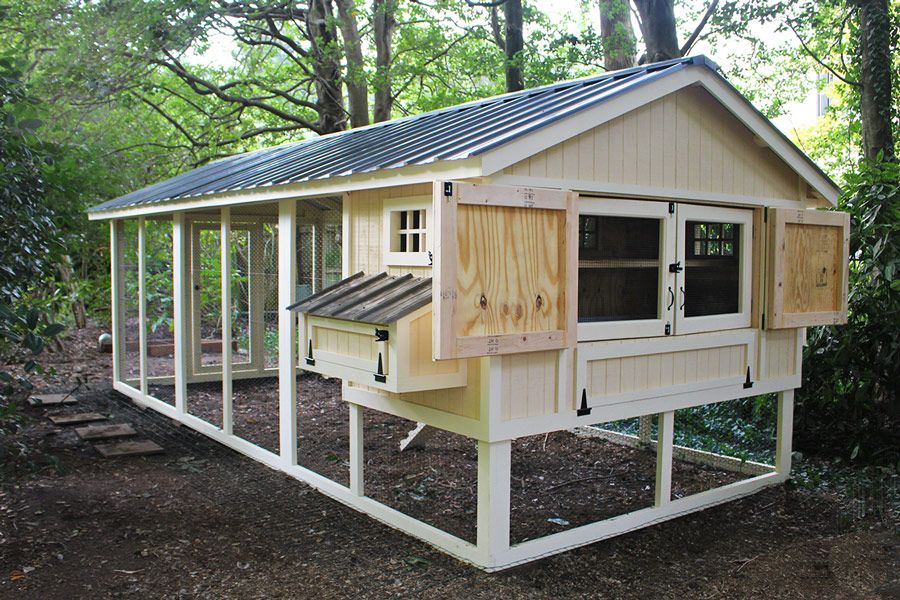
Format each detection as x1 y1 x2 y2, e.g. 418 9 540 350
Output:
88 56 849 571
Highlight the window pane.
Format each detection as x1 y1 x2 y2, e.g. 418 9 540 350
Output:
399 210 408 229
578 215 660 323
412 210 420 229
684 222 741 317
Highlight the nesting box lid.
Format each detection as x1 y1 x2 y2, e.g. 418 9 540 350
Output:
287 272 432 324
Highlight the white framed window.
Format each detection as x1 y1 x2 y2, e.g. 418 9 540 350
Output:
674 204 753 334
383 196 432 267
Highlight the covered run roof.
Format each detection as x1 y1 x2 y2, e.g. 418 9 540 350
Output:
288 272 432 324
91 56 720 214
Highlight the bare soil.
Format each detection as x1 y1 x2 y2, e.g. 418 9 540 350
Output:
1 325 897 599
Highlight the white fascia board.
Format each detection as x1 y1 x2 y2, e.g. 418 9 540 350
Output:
87 157 483 221
480 65 840 206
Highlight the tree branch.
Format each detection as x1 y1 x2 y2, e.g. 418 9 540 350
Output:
680 0 719 56
786 18 860 87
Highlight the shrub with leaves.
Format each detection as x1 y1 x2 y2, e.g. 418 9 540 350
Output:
798 159 900 465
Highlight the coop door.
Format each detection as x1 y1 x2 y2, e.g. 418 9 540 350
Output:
674 204 754 335
432 181 578 360
766 208 849 328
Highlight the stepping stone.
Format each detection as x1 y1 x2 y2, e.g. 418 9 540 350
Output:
29 393 77 407
75 423 137 441
94 439 164 458
48 413 108 426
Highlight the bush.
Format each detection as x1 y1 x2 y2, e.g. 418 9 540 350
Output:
797 159 900 465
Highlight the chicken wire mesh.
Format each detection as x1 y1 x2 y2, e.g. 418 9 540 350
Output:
119 220 140 388
144 218 175 406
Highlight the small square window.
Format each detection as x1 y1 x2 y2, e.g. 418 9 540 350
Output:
384 198 432 267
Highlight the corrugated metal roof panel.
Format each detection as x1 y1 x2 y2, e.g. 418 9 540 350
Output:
90 57 708 213
287 272 432 324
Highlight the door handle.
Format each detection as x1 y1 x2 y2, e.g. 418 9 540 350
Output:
679 286 686 310
667 286 675 311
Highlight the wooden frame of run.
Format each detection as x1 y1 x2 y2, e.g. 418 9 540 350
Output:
432 181 579 360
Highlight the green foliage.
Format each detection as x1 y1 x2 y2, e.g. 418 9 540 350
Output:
798 159 900 465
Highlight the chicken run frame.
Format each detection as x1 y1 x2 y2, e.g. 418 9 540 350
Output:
89 56 850 571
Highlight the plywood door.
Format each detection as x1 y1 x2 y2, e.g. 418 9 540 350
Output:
432 181 578 359
766 208 849 328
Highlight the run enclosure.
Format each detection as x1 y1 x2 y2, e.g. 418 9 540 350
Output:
92 56 849 571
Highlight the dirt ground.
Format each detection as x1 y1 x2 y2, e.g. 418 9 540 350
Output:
1 326 897 599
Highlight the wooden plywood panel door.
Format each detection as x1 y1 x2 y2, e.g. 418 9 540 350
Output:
767 208 849 328
433 181 578 359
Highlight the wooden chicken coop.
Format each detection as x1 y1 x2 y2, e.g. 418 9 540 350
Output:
88 56 849 570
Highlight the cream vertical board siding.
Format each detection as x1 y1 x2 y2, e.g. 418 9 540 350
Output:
761 328 799 380
313 323 378 361
500 350 559 421
407 310 458 377
349 357 482 419
503 87 801 202
347 183 433 277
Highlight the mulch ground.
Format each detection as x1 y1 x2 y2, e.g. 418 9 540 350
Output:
1 325 897 599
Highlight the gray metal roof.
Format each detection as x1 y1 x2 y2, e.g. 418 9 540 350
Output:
90 56 716 214
288 271 432 324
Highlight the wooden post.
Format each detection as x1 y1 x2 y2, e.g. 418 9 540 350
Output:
221 208 233 434
477 439 511 564
655 410 674 506
278 199 298 465
137 217 148 399
349 402 364 495
172 213 188 413
775 389 794 480
109 221 123 385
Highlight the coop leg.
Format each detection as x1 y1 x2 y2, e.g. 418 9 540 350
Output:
655 410 674 506
477 439 511 565
278 199 298 466
399 422 436 451
349 403 364 496
775 389 794 481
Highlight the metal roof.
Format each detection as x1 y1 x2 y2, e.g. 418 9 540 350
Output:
90 56 715 214
287 271 432 324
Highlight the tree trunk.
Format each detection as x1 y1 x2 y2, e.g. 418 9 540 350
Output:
633 0 680 63
373 0 396 122
599 0 636 70
335 0 369 128
504 0 524 92
855 0 896 161
308 0 347 133
59 255 87 329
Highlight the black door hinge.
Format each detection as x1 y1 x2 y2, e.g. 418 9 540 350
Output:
668 202 675 214
374 352 387 383
761 313 766 329
374 328 389 342
577 389 592 416
305 339 315 366
669 261 683 273
443 182 453 197
743 366 754 389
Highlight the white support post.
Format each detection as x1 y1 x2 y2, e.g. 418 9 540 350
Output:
655 410 674 506
278 199 298 465
349 403 364 495
775 389 794 481
109 221 123 385
221 208 233 434
137 217 148 399
172 213 188 413
476 439 511 564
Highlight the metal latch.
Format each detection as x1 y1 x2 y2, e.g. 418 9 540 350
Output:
374 328 389 342
443 182 453 197
374 352 387 383
305 339 315 366
669 261 683 273
743 367 754 389
664 322 671 336
576 389 592 416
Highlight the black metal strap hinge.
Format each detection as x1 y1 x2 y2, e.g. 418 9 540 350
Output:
374 352 387 383
374 328 389 342
305 339 315 366
577 389 592 416
743 366 754 389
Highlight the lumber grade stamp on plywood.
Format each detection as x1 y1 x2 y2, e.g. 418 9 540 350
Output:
75 423 137 440
48 412 108 426
94 439 164 458
29 393 78 407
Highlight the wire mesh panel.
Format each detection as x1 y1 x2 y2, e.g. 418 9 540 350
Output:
144 218 175 406
230 227 252 367
120 220 141 388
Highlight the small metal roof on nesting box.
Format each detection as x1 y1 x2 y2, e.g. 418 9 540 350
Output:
88 54 841 218
288 272 432 324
